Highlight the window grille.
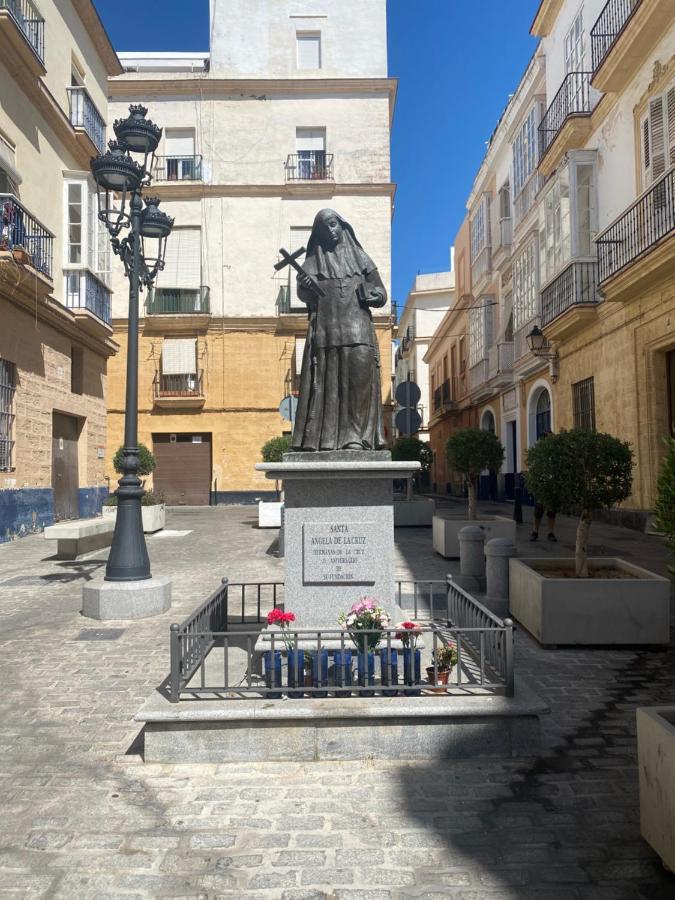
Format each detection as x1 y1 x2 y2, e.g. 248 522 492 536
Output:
572 376 596 430
0 359 16 471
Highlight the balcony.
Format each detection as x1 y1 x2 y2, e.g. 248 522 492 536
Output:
596 166 675 300
541 260 600 339
591 0 667 93
491 217 512 267
538 72 595 176
471 244 492 289
63 269 112 337
488 341 514 386
400 322 416 353
285 152 334 183
0 194 53 278
0 0 45 75
67 87 106 155
513 173 545 229
146 286 210 316
153 370 205 409
152 155 203 182
433 378 462 414
276 283 307 315
469 358 491 397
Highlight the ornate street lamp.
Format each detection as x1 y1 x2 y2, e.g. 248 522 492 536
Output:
91 105 174 582
526 325 560 382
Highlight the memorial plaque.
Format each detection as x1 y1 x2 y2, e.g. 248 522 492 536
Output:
303 522 377 584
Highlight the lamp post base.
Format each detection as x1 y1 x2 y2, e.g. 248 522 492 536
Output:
82 576 172 620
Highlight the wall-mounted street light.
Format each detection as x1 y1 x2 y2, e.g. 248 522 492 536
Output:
526 325 559 382
91 105 174 582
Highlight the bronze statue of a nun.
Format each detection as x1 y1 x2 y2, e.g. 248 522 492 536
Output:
292 209 387 452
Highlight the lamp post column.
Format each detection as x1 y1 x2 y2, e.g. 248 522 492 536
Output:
105 188 151 582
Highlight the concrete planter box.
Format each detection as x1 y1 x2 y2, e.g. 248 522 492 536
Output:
638 706 675 872
103 503 166 534
394 497 435 526
258 500 283 528
433 514 516 558
509 557 670 645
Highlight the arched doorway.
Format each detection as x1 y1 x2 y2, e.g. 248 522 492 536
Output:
479 407 498 501
535 389 551 439
481 409 496 433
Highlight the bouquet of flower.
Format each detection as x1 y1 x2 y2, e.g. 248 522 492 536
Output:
395 620 422 651
267 607 296 652
338 597 391 652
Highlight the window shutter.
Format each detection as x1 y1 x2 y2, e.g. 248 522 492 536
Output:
648 95 666 183
165 129 195 156
297 33 321 69
667 84 675 165
158 229 201 288
296 128 325 152
162 338 196 375
642 116 650 172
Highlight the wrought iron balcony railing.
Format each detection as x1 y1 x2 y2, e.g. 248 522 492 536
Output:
67 87 106 154
0 194 53 277
154 370 204 399
433 378 462 412
146 285 210 315
285 151 334 182
152 155 203 182
596 166 675 283
539 72 593 159
541 260 599 326
0 0 44 63
64 269 112 325
591 0 642 73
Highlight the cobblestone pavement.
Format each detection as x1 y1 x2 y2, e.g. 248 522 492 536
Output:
0 505 674 899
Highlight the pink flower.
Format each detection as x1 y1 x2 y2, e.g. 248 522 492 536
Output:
267 608 296 626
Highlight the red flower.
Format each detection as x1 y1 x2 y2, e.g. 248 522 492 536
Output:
267 608 296 626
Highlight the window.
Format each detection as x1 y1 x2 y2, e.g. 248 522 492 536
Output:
498 182 511 220
64 179 111 282
161 338 198 394
513 106 537 197
535 390 551 439
469 301 493 366
0 358 16 472
71 346 83 395
640 80 675 188
538 169 571 285
67 183 82 264
164 129 197 180
470 195 490 261
572 376 596 430
296 32 321 69
157 228 201 289
512 241 538 329
564 8 585 73
0 135 19 195
295 127 327 179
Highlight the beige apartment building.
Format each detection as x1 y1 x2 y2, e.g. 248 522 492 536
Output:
105 0 396 505
0 0 120 538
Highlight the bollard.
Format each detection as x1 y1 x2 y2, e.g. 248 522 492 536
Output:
458 525 486 580
485 537 517 618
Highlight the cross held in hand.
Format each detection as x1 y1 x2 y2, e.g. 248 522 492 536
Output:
275 247 325 297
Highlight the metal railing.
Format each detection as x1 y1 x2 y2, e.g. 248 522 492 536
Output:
67 87 106 154
596 166 675 283
152 155 203 182
488 341 514 379
154 370 204 399
591 0 642 73
285 152 334 182
64 270 112 324
146 285 210 315
539 72 593 158
434 378 460 412
168 578 514 701
0 194 53 277
541 260 599 325
0 0 44 63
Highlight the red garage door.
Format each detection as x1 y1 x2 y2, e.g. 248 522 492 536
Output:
152 433 211 505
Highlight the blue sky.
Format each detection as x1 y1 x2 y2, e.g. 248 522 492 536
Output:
94 0 540 304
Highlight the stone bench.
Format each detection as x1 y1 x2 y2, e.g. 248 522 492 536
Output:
44 517 114 559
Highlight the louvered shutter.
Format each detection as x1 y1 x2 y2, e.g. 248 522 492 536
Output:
668 84 675 165
296 129 325 152
649 95 667 184
162 338 196 375
297 34 321 69
157 229 201 288
165 130 195 156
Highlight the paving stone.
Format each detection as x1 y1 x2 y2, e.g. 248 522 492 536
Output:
300 868 354 886
273 850 327 866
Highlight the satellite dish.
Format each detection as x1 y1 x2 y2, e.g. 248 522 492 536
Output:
395 408 422 435
278 395 298 422
395 380 421 407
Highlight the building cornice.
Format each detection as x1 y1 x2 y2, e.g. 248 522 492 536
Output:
146 181 397 201
71 0 123 75
531 0 564 36
109 76 398 125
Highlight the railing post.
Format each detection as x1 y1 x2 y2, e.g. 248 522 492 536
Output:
169 623 181 702
503 618 515 697
221 577 229 632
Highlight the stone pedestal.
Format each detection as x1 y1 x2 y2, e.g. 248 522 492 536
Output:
485 537 516 617
256 454 420 628
82 576 172 620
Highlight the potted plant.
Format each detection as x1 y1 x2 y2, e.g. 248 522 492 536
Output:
103 444 165 533
396 620 423 694
259 435 291 526
637 706 675 873
509 429 670 645
433 427 514 557
425 643 458 692
391 437 435 526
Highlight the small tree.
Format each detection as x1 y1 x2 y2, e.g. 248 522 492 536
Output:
391 436 433 491
445 428 504 520
261 435 292 462
654 430 675 579
525 429 633 578
113 443 156 480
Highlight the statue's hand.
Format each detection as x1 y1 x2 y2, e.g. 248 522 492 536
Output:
298 273 315 291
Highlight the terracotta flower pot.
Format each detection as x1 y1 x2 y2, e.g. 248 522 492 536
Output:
426 666 451 694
